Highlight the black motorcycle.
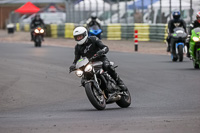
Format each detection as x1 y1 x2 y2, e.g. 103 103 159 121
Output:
33 26 45 47
70 56 131 110
170 27 187 62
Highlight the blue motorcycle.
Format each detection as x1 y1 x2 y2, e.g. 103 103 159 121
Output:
88 25 102 39
170 27 187 62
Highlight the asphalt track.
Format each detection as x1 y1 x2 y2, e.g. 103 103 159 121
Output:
0 42 200 133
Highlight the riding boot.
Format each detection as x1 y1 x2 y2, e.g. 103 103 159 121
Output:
166 41 171 52
187 51 190 58
186 42 190 58
166 36 171 52
167 46 171 52
31 32 34 41
115 76 127 91
42 35 44 41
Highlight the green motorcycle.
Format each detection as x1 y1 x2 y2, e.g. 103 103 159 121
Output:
189 27 200 69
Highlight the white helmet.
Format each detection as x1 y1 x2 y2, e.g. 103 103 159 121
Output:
73 27 88 45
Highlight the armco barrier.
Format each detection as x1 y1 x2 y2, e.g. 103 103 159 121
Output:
57 24 65 37
16 23 169 42
121 24 134 39
24 24 30 32
107 24 121 40
16 23 20 32
65 23 75 38
134 23 150 41
50 24 57 38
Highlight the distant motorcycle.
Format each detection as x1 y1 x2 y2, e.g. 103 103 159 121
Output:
189 27 200 69
170 27 187 62
70 56 131 110
88 25 102 39
33 26 44 47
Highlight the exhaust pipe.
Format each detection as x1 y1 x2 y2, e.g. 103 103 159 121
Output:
106 94 121 103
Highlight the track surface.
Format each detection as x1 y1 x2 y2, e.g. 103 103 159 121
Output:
0 42 200 133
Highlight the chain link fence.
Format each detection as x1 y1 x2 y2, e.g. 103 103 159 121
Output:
65 0 200 25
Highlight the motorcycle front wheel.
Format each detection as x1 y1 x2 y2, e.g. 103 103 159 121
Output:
178 45 183 62
85 82 106 110
34 36 42 47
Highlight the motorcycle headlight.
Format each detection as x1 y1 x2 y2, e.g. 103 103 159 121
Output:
84 64 93 72
192 37 200 42
75 70 83 77
40 29 44 33
34 29 39 33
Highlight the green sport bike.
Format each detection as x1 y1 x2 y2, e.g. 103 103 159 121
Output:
189 27 200 69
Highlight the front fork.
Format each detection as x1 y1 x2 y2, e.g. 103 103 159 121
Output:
82 69 102 95
175 43 187 54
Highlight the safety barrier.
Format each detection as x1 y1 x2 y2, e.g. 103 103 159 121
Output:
107 24 121 40
64 23 75 38
15 23 169 42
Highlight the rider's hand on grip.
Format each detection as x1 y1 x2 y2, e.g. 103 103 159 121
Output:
69 64 76 73
96 50 104 56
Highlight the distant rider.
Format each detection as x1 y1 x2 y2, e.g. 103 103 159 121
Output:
186 11 200 58
30 14 45 41
86 14 101 30
69 26 127 92
166 11 187 52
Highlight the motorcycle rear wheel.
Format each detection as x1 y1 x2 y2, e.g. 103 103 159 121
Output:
116 89 131 108
85 83 106 110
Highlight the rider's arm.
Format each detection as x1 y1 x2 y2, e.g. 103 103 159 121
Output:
189 23 194 35
86 18 92 28
40 19 45 28
182 20 187 33
30 20 35 29
96 19 102 29
95 37 109 54
168 20 173 34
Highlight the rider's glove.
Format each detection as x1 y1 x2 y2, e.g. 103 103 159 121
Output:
96 49 105 57
92 47 108 60
69 64 76 73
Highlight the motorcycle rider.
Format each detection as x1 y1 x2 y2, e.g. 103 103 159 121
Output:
30 14 45 41
186 11 200 58
69 26 127 92
166 11 187 52
86 14 101 29
86 14 102 39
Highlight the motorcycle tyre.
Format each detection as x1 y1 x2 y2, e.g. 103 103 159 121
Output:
34 36 42 47
178 45 183 62
116 89 131 108
85 82 106 110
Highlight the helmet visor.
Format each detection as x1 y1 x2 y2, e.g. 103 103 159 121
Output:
74 32 86 41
